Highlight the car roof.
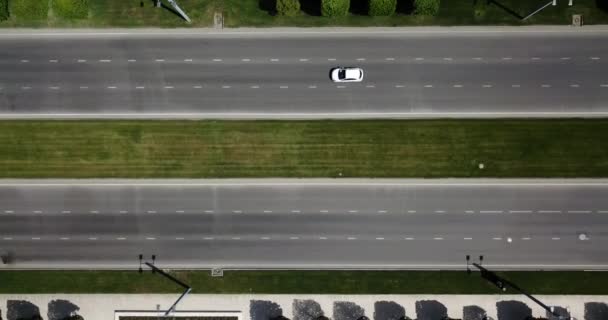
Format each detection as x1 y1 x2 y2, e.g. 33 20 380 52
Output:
344 69 361 79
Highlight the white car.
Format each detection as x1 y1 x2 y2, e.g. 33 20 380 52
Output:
330 67 364 82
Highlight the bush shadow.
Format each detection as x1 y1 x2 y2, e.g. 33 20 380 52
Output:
300 0 322 16
396 0 415 14
260 0 277 15
350 0 369 15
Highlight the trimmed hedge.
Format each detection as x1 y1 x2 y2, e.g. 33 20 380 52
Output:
321 0 349 17
10 0 48 19
414 0 440 16
53 0 88 19
0 0 9 21
276 0 300 16
368 0 396 16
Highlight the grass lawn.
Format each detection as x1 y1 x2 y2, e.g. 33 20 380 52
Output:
0 0 607 27
0 119 608 178
1 270 608 294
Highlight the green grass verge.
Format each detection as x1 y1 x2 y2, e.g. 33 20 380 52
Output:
1 270 608 294
0 0 607 27
1 119 608 178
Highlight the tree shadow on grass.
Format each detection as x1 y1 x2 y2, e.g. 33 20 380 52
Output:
260 0 277 15
396 0 415 14
300 0 321 16
349 0 369 15
598 0 608 13
488 0 523 20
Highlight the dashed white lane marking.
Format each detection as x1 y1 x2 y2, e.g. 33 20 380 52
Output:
232 210 242 213
175 237 184 240
435 210 445 213
136 86 145 89
366 85 376 88
222 85 231 89
541 84 551 88
472 57 483 60
568 210 591 213
453 84 463 88
176 210 185 213
328 58 336 61
424 84 433 88
561 57 571 60
147 210 156 214
213 59 222 62
510 210 532 213
347 236 357 240
308 85 317 89
376 237 385 240
291 210 301 213
591 57 600 60
79 86 88 90
320 210 329 213
49 86 60 90
62 210 71 213
204 210 214 213
204 237 214 240
552 237 561 240
33 210 42 214
502 57 512 60
116 237 126 240
88 237 97 240
443 57 453 61
356 58 366 61
261 237 270 240
107 86 117 89
337 85 346 89
194 85 203 89
263 210 272 213
250 85 260 89
378 210 387 213
539 210 561 213
415 57 424 61
531 57 541 60
242 58 251 62
465 210 475 214
4 210 14 213
601 84 608 87
49 59 58 63
77 59 87 63
598 210 608 213
464 237 473 240
21 60 29 63
482 84 493 88
270 58 279 62
407 210 416 213
433 237 444 240
32 237 40 240
395 84 405 88
128 59 136 62
512 84 521 88
146 237 156 240
493 237 503 240
99 59 111 63
348 210 358 213
299 58 309 62
405 237 414 240
385 58 395 61
21 86 31 90
319 236 328 240
522 237 531 240
290 236 299 240
60 237 70 240
570 84 580 88
164 86 174 89
231 237 241 240
480 210 502 214
280 85 289 89
3 237 13 240
184 59 193 62
155 59 165 62
90 210 99 214
119 210 128 214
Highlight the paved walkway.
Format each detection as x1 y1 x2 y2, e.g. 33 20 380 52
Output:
1 294 607 320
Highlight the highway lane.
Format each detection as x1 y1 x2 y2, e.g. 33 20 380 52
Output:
0 179 607 269
1 30 608 118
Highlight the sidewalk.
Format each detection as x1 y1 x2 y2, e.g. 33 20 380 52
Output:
1 294 607 320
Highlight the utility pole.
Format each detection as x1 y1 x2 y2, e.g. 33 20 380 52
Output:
523 0 574 21
139 255 192 316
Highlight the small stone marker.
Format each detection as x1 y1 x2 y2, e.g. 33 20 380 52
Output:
211 268 224 277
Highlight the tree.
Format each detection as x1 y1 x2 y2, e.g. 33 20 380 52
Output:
0 0 9 21
414 0 440 16
368 0 396 16
321 0 349 17
276 0 300 16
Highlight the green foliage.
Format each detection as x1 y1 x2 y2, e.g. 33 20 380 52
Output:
321 0 350 17
53 0 89 19
276 0 300 16
414 0 440 16
368 0 396 16
0 0 9 21
473 0 487 19
10 0 48 19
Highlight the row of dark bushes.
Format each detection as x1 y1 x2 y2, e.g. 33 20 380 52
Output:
274 0 440 17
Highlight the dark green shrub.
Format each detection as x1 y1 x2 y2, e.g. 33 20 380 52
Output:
369 0 396 16
10 0 48 19
53 0 88 19
321 0 349 17
276 0 300 16
414 0 439 16
0 0 8 21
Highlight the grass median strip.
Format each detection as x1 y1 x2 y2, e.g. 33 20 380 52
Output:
1 119 608 178
1 270 608 294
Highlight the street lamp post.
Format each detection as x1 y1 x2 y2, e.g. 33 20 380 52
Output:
523 0 574 21
139 255 192 316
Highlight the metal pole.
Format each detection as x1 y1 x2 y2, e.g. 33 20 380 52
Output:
143 261 192 316
167 0 192 23
523 0 555 20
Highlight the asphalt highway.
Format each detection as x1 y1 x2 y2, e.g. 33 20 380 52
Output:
1 29 608 118
0 179 607 270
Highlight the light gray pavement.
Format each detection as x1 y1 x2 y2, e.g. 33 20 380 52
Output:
0 179 607 270
1 293 607 320
1 28 608 118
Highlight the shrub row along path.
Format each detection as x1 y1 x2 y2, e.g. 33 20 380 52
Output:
0 179 607 269
1 28 608 119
